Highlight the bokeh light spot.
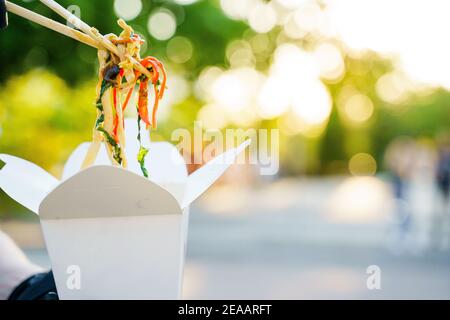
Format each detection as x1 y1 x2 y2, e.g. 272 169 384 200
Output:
349 153 377 176
343 94 374 124
167 36 193 64
148 9 177 41
114 0 142 21
220 0 258 20
211 68 264 113
197 103 229 130
291 80 332 125
376 72 409 105
194 66 224 100
226 40 255 68
173 0 199 5
328 177 391 223
248 2 277 33
257 76 290 119
313 43 345 81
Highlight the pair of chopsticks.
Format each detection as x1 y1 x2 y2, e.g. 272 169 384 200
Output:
4 0 152 78
4 0 97 48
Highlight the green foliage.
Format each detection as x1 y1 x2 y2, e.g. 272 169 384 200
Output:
0 0 245 84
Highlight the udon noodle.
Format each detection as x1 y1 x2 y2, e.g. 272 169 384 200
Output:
81 19 166 178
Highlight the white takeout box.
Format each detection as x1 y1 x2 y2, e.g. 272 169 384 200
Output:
0 119 250 299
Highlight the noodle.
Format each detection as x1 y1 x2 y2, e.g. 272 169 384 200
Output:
81 19 167 178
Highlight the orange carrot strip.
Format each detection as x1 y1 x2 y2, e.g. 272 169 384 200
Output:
138 80 151 126
140 57 159 83
112 38 132 45
122 86 134 112
148 57 166 99
151 83 160 129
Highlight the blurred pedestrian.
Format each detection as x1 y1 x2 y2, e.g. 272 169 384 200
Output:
434 134 450 250
384 137 416 252
407 140 437 252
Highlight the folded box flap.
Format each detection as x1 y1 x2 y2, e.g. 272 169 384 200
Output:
181 140 250 208
40 165 182 220
145 142 188 184
62 142 111 180
64 117 188 183
64 140 188 197
145 142 188 203
0 154 59 214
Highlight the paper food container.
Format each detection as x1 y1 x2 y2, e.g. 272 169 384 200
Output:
0 119 250 299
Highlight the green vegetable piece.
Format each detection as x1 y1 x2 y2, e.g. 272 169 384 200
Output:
137 146 149 178
136 116 150 178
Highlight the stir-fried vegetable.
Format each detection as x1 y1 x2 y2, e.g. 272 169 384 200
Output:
81 19 167 177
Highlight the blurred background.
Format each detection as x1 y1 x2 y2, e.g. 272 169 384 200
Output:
0 0 449 299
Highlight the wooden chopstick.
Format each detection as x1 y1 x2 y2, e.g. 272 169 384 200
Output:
39 0 153 79
5 1 98 48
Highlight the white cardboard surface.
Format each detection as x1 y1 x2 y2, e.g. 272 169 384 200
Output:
40 165 182 219
41 213 185 299
62 142 110 180
0 154 58 214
